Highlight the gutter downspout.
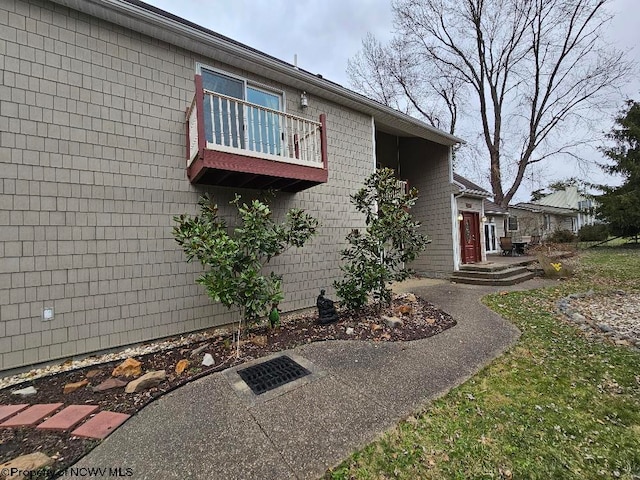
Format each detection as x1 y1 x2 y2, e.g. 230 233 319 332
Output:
452 191 465 272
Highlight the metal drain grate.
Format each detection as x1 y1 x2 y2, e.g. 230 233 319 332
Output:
237 355 311 395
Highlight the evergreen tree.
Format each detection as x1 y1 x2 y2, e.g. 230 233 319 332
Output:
596 100 640 240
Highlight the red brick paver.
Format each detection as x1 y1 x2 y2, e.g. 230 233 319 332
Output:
0 404 29 423
70 411 130 439
37 405 100 432
0 403 63 427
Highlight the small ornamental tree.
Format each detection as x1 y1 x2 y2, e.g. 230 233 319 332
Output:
335 168 430 311
173 194 318 356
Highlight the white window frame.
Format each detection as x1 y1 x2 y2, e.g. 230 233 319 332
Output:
196 63 286 112
485 222 498 252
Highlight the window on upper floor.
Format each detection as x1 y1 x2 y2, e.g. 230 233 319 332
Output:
578 199 592 211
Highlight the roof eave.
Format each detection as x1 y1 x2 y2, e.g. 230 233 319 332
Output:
51 0 464 147
453 181 492 198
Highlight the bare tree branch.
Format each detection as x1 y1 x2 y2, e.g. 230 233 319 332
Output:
347 0 634 207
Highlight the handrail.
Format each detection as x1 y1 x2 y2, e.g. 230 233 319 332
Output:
186 75 327 171
197 88 323 167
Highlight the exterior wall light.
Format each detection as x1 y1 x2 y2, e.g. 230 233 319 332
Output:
481 215 487 223
300 91 308 109
457 213 464 221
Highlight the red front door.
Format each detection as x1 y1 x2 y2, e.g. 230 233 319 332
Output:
460 212 481 264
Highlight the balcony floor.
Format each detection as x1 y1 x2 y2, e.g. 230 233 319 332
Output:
187 148 328 192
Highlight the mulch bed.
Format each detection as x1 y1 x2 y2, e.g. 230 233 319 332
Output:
0 294 455 478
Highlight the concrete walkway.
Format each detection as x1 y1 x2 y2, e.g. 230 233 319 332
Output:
70 278 553 479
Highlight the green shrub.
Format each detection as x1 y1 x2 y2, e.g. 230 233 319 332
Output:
577 223 609 242
334 168 430 311
173 194 318 353
546 228 577 243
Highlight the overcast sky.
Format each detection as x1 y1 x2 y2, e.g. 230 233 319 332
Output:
146 0 639 200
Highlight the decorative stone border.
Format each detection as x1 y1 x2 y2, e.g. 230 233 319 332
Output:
557 290 640 350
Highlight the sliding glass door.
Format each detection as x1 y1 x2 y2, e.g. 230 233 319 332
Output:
201 70 245 148
246 86 282 155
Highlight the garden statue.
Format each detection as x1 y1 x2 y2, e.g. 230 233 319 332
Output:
317 289 339 325
269 303 281 328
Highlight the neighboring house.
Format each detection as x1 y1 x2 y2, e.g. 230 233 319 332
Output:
534 186 597 231
508 203 577 238
452 174 492 266
0 0 463 370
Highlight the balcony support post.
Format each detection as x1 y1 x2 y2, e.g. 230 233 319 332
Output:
195 75 206 155
320 114 328 170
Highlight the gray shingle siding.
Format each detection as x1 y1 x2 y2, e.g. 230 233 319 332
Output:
0 0 377 370
400 138 454 277
0 0 457 372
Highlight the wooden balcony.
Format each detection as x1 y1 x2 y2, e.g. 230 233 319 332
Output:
186 75 328 192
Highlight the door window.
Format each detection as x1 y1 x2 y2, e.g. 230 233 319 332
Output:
246 86 282 155
464 217 472 243
484 224 497 251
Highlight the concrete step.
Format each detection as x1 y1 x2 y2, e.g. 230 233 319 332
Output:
459 259 534 272
450 270 536 286
454 266 530 280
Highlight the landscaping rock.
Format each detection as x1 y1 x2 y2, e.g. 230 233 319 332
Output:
405 293 418 303
202 354 214 367
85 369 101 379
571 313 587 324
63 380 89 394
556 298 570 312
111 358 141 378
125 370 166 394
345 327 355 335
11 386 37 397
0 452 54 479
383 316 404 329
250 335 267 347
397 305 413 315
93 378 127 392
561 291 639 349
175 359 190 375
190 344 209 358
371 323 383 332
597 323 614 333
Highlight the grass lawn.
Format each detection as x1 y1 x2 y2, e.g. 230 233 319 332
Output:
326 249 640 479
578 236 640 249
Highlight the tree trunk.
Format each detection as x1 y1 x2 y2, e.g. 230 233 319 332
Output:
490 150 504 206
